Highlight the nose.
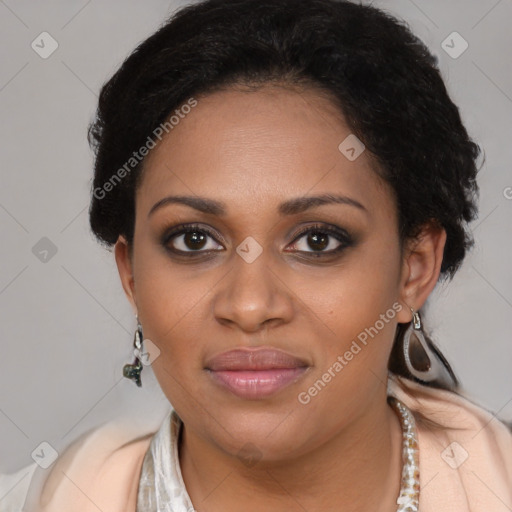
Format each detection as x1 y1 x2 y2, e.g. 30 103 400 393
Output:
212 248 294 334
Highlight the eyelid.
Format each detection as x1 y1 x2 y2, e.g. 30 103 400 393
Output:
290 223 351 242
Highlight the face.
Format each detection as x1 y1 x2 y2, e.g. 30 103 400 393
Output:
116 84 429 461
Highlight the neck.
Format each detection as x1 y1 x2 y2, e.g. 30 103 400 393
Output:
179 387 403 512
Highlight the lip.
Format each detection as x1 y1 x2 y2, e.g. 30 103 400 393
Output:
205 347 308 371
205 348 310 399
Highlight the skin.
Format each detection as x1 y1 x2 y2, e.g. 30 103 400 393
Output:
115 83 446 512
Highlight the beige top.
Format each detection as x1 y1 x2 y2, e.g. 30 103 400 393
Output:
1 373 511 511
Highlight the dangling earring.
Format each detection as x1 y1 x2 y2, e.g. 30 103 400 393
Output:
122 317 144 387
402 306 457 388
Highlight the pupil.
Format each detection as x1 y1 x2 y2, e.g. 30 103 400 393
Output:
308 232 328 251
185 232 206 249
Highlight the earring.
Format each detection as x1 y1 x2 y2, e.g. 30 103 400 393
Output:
402 306 456 388
122 318 144 387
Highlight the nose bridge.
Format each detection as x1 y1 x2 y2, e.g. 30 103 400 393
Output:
212 241 292 331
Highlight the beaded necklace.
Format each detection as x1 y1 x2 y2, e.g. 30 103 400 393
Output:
388 396 420 511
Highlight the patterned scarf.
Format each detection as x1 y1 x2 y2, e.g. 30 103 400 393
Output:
136 410 196 512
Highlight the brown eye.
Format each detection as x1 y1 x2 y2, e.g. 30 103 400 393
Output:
181 231 208 250
162 224 224 254
304 231 330 251
288 224 353 255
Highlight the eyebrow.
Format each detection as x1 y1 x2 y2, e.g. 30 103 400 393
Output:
148 193 367 218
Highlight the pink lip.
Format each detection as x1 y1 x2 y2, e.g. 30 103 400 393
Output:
205 348 309 399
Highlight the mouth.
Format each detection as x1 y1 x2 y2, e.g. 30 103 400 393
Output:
205 347 310 399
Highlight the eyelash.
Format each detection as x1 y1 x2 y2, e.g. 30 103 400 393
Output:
161 222 353 259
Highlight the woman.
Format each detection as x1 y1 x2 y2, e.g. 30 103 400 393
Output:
2 0 511 510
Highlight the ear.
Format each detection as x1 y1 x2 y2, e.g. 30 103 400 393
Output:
114 235 137 315
396 221 447 323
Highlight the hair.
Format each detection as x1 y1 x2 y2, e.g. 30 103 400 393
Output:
87 0 482 395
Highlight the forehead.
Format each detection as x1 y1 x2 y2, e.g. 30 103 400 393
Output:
137 85 393 220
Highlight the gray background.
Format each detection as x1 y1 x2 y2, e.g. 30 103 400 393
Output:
0 0 511 473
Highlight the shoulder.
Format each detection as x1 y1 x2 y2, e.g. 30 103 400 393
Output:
388 373 512 511
4 415 159 512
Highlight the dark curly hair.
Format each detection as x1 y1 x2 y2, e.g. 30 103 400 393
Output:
88 0 481 393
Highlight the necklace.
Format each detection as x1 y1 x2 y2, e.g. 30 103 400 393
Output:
137 396 420 512
388 396 420 512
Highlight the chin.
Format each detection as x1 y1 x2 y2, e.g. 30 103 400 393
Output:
206 406 309 460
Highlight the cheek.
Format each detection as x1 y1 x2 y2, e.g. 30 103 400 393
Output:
295 255 402 431
301 232 402 384
134 267 208 412
313 235 402 334
131 239 211 386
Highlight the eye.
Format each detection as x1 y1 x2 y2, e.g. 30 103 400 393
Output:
161 222 353 258
287 224 353 255
162 223 224 254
